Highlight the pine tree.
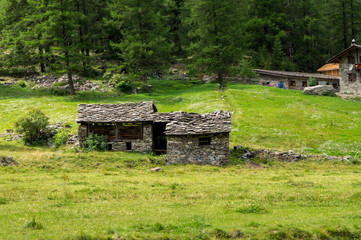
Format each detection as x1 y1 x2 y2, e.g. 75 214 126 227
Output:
109 0 171 83
187 0 248 82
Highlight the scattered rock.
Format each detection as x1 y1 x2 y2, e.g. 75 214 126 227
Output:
233 145 243 151
67 135 79 146
1 156 18 166
303 85 336 95
151 167 162 172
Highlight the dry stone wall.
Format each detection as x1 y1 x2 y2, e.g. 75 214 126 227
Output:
166 133 229 166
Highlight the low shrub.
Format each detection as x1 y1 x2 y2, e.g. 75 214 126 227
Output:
236 203 268 214
17 80 26 88
24 218 44 230
84 133 107 151
49 86 70 96
14 108 53 145
308 77 317 87
115 80 133 93
268 228 312 240
0 197 8 205
53 129 70 148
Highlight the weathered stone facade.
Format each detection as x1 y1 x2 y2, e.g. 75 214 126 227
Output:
254 69 340 91
327 42 361 95
76 101 231 165
338 54 361 95
166 133 229 165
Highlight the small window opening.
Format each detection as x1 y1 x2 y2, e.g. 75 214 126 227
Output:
290 81 296 86
266 82 270 85
302 81 307 87
348 73 356 81
332 83 339 89
126 142 132 150
107 144 112 151
199 137 211 146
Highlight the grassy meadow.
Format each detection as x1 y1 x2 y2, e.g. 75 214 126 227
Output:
2 80 361 239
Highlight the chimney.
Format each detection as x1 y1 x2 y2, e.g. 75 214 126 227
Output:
352 39 357 45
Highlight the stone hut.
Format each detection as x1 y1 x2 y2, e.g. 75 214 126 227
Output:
254 69 340 90
76 101 231 165
327 40 361 95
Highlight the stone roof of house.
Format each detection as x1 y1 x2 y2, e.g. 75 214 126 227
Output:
76 101 157 123
254 69 339 80
164 110 231 135
327 44 361 63
76 101 231 135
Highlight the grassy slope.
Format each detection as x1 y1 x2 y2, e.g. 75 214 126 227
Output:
2 81 361 239
2 80 361 155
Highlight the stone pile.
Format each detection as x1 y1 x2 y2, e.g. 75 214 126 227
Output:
0 81 16 86
254 149 307 162
29 75 106 92
234 146 354 162
0 129 22 141
66 134 79 146
1 156 18 166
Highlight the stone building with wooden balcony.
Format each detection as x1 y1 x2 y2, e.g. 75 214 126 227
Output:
327 39 361 95
76 101 231 165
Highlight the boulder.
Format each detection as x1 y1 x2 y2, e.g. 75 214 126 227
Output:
303 85 335 95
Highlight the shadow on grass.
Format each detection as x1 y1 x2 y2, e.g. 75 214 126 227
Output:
0 142 44 152
0 86 50 100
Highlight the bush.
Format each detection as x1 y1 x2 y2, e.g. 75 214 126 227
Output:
84 133 107 151
53 129 70 148
49 86 70 96
14 109 52 145
17 80 26 88
24 218 44 230
111 74 134 93
115 80 133 93
308 77 317 87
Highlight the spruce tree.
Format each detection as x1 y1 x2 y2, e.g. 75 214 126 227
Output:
187 0 248 82
109 0 171 84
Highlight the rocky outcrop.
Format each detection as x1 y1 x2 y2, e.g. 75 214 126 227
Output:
1 156 18 166
303 85 336 95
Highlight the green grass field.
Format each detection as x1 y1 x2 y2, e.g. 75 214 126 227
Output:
2 80 361 239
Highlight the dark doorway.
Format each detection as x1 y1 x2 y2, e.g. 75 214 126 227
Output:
153 122 167 154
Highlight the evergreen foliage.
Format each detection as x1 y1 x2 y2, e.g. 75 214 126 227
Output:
0 0 360 80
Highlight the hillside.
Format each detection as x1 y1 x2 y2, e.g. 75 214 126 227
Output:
2 80 361 156
2 81 361 239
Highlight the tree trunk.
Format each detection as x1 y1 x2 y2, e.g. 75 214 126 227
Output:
342 1 348 48
61 0 75 95
39 46 45 73
217 72 223 83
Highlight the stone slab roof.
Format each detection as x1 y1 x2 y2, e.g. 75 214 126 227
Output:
76 101 157 123
165 111 231 135
76 101 231 135
254 69 339 80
